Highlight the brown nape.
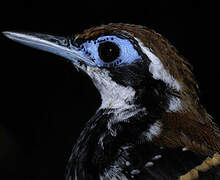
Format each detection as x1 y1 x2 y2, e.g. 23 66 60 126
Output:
77 23 220 155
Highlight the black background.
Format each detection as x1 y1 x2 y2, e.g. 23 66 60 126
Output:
0 1 218 180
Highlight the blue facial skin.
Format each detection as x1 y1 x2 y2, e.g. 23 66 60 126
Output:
3 32 141 68
79 35 142 67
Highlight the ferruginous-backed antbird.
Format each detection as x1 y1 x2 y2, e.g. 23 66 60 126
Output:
3 23 220 180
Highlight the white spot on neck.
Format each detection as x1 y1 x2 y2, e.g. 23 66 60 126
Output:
182 147 188 151
101 164 128 180
142 121 162 141
135 38 181 91
167 96 183 112
125 161 131 166
130 169 140 175
86 66 136 109
98 133 106 149
152 154 162 160
145 161 154 167
86 66 147 136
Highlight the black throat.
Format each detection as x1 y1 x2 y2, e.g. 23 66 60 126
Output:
65 104 160 180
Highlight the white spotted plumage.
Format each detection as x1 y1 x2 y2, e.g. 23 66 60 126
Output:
142 121 162 141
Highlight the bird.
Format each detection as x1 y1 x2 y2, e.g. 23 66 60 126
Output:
3 23 220 180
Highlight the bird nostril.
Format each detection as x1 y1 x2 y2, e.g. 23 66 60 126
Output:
71 37 84 48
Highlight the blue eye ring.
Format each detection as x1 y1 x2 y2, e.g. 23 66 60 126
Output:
79 35 142 67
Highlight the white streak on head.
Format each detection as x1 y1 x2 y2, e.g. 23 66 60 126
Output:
135 38 181 91
142 121 162 141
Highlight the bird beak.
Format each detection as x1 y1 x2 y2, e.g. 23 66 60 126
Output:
2 31 96 67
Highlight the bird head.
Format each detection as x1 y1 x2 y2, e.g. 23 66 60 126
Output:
3 24 218 153
4 24 220 180
3 24 198 115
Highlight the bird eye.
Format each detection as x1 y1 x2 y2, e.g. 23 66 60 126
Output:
79 35 141 67
98 42 120 63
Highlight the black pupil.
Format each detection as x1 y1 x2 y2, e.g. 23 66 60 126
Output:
98 42 120 62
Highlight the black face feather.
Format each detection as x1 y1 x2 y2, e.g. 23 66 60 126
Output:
65 109 109 180
108 60 171 117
